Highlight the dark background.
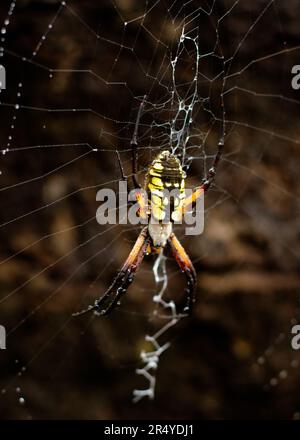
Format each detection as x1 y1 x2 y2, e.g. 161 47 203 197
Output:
0 0 300 420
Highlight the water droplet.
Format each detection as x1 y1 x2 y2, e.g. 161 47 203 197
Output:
19 397 25 405
16 387 21 393
1 28 6 35
15 104 19 110
4 20 9 26
279 370 287 380
270 378 278 387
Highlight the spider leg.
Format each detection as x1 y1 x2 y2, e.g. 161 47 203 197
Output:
168 232 197 316
116 149 127 182
131 95 147 189
179 137 225 217
115 150 148 218
201 137 224 192
73 227 150 317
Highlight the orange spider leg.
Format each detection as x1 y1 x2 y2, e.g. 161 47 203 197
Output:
180 186 205 218
135 189 148 220
178 137 225 220
73 227 150 317
168 232 197 315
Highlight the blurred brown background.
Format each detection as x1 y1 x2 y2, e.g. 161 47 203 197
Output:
0 0 300 420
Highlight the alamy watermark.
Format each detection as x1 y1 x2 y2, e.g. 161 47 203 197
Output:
291 65 300 90
0 65 6 90
0 325 6 349
95 181 205 235
291 324 300 350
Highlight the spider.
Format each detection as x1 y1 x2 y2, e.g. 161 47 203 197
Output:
73 97 224 318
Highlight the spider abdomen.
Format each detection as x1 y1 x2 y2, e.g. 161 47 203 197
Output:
145 150 186 222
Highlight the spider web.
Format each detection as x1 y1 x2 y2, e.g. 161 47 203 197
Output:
0 0 300 419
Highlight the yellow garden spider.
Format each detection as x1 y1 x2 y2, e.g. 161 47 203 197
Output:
73 98 224 318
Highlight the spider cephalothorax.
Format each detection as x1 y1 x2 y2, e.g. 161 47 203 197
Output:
73 98 224 318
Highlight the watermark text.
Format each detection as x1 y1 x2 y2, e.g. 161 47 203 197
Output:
0 65 6 90
0 325 6 349
96 181 204 236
